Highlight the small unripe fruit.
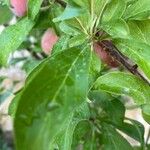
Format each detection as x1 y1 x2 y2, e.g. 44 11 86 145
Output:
10 0 27 17
41 28 59 55
94 43 119 68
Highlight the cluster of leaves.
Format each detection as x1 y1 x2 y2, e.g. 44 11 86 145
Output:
0 0 150 149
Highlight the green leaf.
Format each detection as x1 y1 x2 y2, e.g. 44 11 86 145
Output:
71 120 94 150
0 4 12 24
102 0 126 22
57 0 110 34
59 21 80 35
94 72 150 105
8 91 22 118
101 123 133 150
9 60 49 117
0 0 9 6
14 47 92 150
116 119 145 145
92 0 111 17
27 0 43 20
72 0 90 9
59 21 81 35
0 0 42 65
68 34 87 48
142 104 150 124
89 90 125 125
123 0 150 20
89 90 144 146
50 102 90 150
146 145 150 149
92 0 111 28
22 59 41 74
0 18 34 65
53 4 86 22
127 20 150 45
101 19 130 39
52 35 70 54
116 39 150 79
89 52 101 86
125 0 138 6
71 119 100 150
63 14 91 35
72 0 110 16
34 9 55 29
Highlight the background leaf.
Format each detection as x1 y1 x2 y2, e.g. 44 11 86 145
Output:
101 123 133 150
0 4 12 24
28 0 43 20
89 90 125 125
89 90 144 147
116 119 145 145
0 18 34 65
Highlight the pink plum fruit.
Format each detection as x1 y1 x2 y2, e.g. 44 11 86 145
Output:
10 0 27 17
41 28 59 55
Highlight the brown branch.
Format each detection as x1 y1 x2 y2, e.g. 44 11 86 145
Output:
40 52 47 58
100 40 150 86
26 48 45 60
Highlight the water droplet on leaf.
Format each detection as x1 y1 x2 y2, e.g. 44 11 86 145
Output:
123 88 130 94
19 114 33 126
47 102 60 111
66 76 74 86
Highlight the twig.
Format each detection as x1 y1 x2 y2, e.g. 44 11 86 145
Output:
100 40 150 86
40 52 47 58
26 48 43 60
